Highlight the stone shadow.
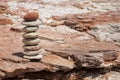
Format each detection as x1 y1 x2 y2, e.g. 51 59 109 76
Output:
12 52 24 58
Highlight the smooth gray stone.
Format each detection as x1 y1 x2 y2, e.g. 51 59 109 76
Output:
24 54 43 59
23 32 39 38
23 45 41 51
22 38 40 46
24 50 41 56
23 26 39 32
22 20 41 26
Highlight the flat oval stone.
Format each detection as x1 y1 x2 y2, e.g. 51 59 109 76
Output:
22 20 41 26
24 12 39 21
23 45 41 51
23 26 39 32
24 54 43 59
23 32 38 38
22 38 40 46
24 50 41 56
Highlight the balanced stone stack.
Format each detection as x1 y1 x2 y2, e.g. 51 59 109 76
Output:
22 12 42 60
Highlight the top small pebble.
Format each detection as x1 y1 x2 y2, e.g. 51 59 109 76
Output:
24 12 39 21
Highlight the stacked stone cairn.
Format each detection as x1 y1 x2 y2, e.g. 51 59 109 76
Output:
22 12 42 60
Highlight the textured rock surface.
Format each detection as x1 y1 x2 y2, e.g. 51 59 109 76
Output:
0 25 120 79
0 18 13 25
0 2 8 14
5 70 120 80
0 0 120 80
